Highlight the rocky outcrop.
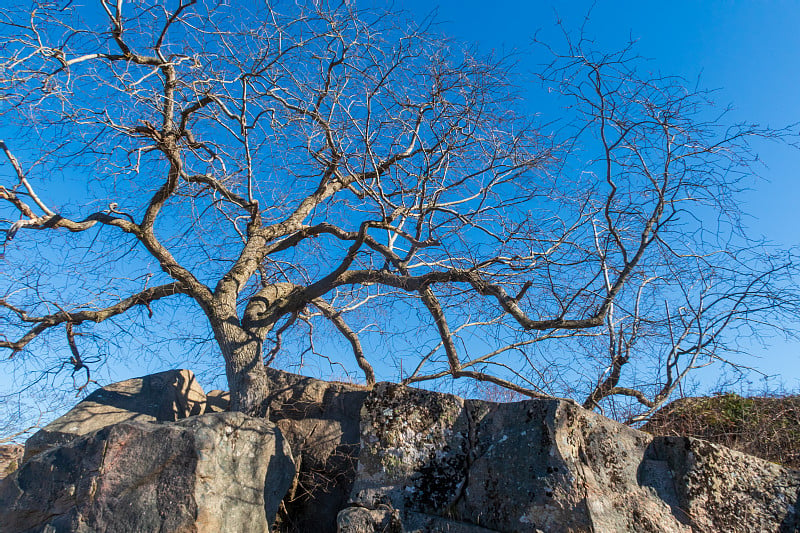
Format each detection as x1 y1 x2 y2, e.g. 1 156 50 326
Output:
265 368 370 533
4 370 799 532
23 369 206 460
339 382 800 533
0 412 295 533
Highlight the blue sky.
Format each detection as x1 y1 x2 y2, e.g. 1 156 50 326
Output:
403 0 800 388
2 1 799 431
404 0 800 244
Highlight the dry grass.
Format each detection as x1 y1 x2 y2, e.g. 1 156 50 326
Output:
642 393 800 470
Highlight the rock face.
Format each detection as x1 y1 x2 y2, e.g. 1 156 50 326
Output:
339 382 800 533
647 436 800 532
23 369 206 460
180 369 370 532
154 368 370 532
0 443 23 481
0 412 295 533
265 368 369 533
4 370 799 533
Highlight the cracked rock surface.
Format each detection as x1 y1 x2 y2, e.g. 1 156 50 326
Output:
2 371 798 532
339 382 800 533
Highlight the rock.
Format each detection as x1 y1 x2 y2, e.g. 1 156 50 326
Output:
265 368 370 533
203 369 371 532
336 505 402 533
0 443 23 480
336 505 497 533
647 436 800 532
23 369 206 461
0 412 295 533
9 369 797 533
340 382 800 533
205 389 231 413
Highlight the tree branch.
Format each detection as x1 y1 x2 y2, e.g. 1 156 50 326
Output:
311 298 375 386
1 282 188 355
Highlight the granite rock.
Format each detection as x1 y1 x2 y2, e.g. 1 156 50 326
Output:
23 369 206 461
0 412 295 533
339 382 800 533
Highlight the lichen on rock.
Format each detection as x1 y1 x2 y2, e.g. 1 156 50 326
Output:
339 382 800 533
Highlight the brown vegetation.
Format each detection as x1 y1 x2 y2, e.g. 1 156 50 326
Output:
642 393 800 469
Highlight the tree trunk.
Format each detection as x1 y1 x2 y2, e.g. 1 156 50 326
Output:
208 283 298 416
211 317 270 417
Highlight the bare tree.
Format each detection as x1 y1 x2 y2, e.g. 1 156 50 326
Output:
0 1 796 419
533 35 800 419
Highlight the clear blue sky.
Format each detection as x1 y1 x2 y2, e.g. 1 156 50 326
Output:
403 0 800 389
2 2 799 430
403 0 800 244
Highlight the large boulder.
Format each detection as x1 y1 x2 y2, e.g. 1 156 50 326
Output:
23 369 206 461
339 382 800 533
647 436 800 532
189 368 371 533
0 412 295 533
265 368 370 533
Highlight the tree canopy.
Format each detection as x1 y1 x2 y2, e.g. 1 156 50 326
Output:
1 1 797 422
